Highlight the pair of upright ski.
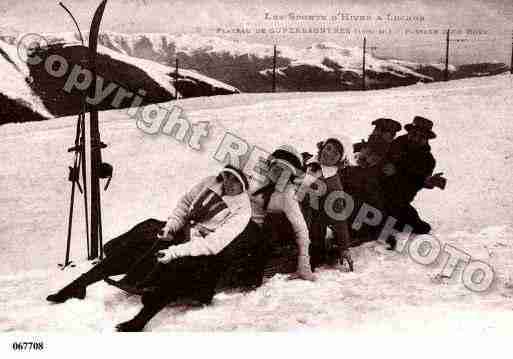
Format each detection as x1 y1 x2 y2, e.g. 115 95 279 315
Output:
60 0 110 268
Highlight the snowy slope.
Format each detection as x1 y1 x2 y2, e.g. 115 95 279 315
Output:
0 39 52 119
38 32 241 95
0 34 239 122
1 75 513 332
97 44 239 95
12 31 242 95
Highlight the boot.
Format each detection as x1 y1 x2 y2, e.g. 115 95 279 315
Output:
115 317 147 332
116 302 163 332
46 262 109 303
46 281 86 303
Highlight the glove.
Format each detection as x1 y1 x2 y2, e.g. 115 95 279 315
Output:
155 248 177 264
424 172 447 190
339 249 354 272
288 254 316 281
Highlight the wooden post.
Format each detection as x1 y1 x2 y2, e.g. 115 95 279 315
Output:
362 37 366 90
175 58 179 99
444 29 450 81
510 30 513 74
272 44 277 92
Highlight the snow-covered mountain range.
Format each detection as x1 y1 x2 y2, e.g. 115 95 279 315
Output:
46 31 508 92
0 31 508 125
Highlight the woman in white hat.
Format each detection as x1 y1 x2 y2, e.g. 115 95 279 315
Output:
47 165 253 316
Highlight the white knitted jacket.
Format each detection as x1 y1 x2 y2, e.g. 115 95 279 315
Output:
163 176 251 258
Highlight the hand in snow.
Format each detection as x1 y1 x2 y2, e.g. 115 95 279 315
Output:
339 249 354 272
289 255 316 281
383 163 396 176
156 249 175 264
288 270 316 282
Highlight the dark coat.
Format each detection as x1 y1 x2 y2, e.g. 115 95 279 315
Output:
340 165 386 241
381 134 436 205
341 165 385 210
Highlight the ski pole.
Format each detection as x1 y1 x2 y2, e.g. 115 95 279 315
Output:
61 116 82 269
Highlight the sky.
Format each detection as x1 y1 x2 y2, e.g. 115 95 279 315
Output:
1 0 512 64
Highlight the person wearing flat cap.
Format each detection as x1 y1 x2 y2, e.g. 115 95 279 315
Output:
369 118 402 144
353 118 402 164
381 116 437 244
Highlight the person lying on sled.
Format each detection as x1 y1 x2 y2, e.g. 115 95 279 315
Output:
301 138 353 271
47 165 252 326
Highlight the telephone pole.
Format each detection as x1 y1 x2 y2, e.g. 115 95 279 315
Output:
362 37 366 90
444 29 450 81
272 44 277 92
175 58 179 99
510 30 513 74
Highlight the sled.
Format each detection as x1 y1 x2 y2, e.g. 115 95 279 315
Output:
104 277 146 295
103 233 299 295
103 237 169 295
103 211 355 296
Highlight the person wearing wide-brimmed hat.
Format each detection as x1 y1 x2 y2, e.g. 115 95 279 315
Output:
381 116 437 242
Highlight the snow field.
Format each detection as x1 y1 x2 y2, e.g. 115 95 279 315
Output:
1 74 513 331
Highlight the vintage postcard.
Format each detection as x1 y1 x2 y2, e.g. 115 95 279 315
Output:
0 0 512 355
